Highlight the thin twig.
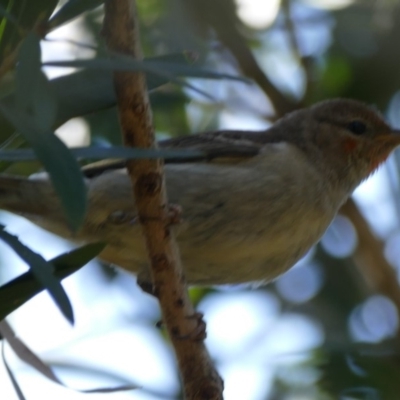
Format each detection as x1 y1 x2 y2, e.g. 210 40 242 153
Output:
184 0 296 117
340 199 400 328
101 1 223 399
281 0 314 103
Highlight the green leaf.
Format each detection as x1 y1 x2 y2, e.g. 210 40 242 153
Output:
16 33 41 110
0 0 59 61
50 242 106 268
53 69 116 126
44 56 248 82
44 57 215 99
0 103 87 230
0 53 201 133
0 242 105 321
44 55 249 100
51 54 191 126
16 33 57 130
0 145 203 161
0 226 74 323
3 33 86 229
0 4 19 28
48 0 104 30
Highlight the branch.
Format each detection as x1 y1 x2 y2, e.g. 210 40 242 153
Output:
340 199 400 320
281 0 314 103
211 19 296 117
184 0 297 117
101 1 223 399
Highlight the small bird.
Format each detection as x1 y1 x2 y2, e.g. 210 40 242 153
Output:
0 98 398 285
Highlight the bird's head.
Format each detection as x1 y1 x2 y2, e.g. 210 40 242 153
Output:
276 99 400 192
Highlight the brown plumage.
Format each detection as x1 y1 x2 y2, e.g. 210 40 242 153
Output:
0 99 398 285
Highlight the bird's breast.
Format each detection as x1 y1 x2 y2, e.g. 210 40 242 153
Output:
163 143 339 284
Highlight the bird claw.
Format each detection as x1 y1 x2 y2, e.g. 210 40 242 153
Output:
183 312 207 341
171 312 207 341
137 275 155 296
156 313 207 341
166 203 182 226
136 203 182 225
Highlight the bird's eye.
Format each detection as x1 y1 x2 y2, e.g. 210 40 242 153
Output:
346 120 367 135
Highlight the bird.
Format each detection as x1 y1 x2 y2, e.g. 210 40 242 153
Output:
0 98 398 286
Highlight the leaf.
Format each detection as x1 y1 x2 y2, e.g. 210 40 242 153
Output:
0 53 203 133
340 386 380 400
48 0 104 30
53 69 116 126
44 53 249 99
146 60 250 82
1 342 26 400
0 145 203 161
0 226 74 324
0 319 137 393
44 57 215 99
0 320 62 383
15 33 41 111
10 34 86 228
0 243 105 321
44 56 248 82
50 242 106 269
0 4 19 28
0 0 58 61
0 132 25 172
16 33 57 130
0 103 87 230
51 53 194 126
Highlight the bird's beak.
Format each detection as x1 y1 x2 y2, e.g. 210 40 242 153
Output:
384 129 400 147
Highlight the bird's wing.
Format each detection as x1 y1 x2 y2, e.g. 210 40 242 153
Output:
81 159 126 178
160 130 267 156
82 129 272 178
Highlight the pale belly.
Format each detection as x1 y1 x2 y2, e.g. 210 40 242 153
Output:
98 176 336 285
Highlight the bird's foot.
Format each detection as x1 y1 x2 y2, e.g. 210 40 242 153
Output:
165 203 182 226
137 270 155 296
169 312 207 341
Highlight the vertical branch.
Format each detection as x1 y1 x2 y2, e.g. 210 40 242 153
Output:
281 0 314 103
102 1 223 399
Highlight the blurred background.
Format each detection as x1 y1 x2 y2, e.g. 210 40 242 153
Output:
2 0 400 399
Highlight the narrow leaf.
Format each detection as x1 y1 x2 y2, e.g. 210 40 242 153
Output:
0 226 74 324
15 33 41 112
0 243 105 320
48 0 104 30
0 320 62 383
12 34 85 227
0 53 201 130
146 60 250 82
44 57 248 82
2 342 27 400
0 103 87 230
50 242 106 268
0 145 203 161
16 33 57 130
0 4 19 27
52 69 116 127
0 319 137 393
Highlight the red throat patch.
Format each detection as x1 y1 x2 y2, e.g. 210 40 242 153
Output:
342 138 358 154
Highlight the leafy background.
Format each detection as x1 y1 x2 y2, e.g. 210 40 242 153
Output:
1 0 400 399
